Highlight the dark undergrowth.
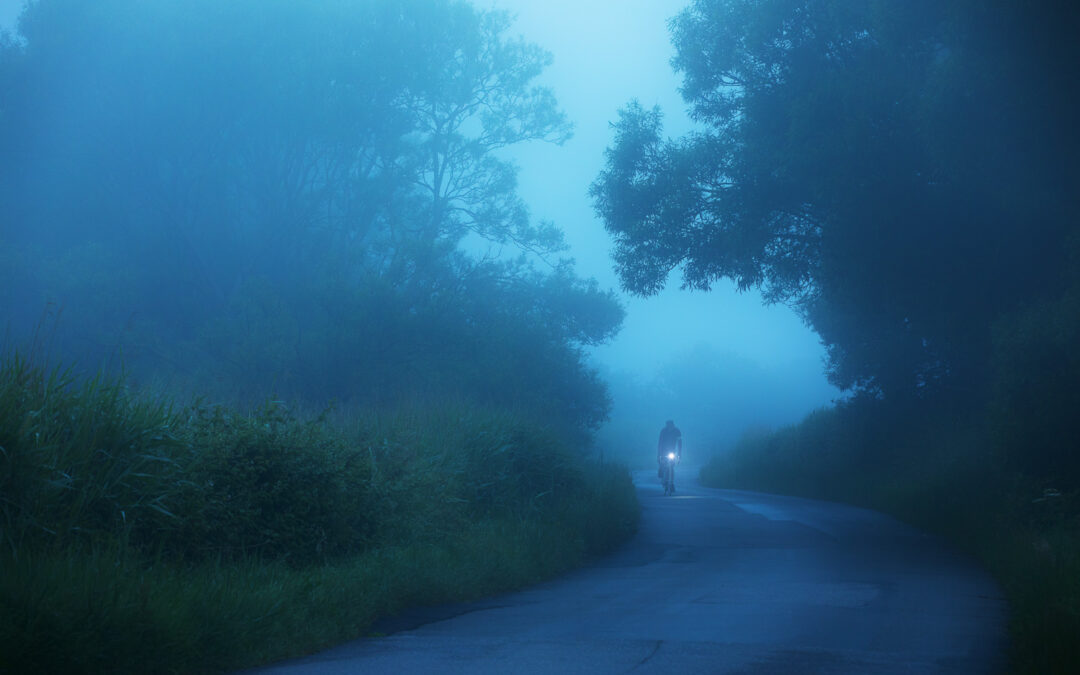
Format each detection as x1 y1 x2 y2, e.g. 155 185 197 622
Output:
0 352 639 674
700 400 1079 674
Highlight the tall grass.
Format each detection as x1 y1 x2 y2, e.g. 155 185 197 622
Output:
700 400 1079 674
0 352 639 673
0 353 183 557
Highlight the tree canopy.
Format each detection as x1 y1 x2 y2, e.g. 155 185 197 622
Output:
591 0 1079 398
1 0 622 434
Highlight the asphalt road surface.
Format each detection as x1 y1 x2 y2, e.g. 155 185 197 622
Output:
245 468 1006 674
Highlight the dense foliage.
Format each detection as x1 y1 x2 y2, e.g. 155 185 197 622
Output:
699 399 1079 673
990 271 1080 486
591 0 1079 401
0 0 621 434
0 352 639 672
0 353 633 566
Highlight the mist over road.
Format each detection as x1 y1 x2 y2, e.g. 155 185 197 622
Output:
246 469 1006 674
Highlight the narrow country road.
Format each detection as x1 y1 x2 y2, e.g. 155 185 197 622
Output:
244 468 1006 674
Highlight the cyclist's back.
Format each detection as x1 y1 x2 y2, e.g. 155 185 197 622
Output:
657 420 682 459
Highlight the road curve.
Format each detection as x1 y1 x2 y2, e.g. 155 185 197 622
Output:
244 468 1006 674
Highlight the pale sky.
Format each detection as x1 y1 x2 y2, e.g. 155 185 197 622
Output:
0 0 21 33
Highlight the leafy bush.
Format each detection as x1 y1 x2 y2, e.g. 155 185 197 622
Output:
0 353 182 554
991 288 1080 485
700 397 1079 674
0 354 608 565
0 351 640 673
166 403 377 564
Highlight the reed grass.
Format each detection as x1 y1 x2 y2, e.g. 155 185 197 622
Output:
0 351 639 673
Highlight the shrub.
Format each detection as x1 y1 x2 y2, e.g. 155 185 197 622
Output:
0 351 641 673
991 288 1080 485
0 353 182 555
166 402 377 564
699 395 1079 674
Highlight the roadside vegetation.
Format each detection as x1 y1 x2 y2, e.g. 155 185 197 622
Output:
700 353 1080 673
0 352 639 673
697 262 1080 673
697 212 1080 675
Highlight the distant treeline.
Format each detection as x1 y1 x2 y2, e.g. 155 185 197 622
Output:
599 345 837 464
0 0 622 440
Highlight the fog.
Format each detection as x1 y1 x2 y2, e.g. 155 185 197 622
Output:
484 0 829 375
3 3 1077 669
7 0 1068 463
481 0 839 458
0 0 840 464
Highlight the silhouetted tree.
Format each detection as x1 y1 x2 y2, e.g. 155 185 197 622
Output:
591 0 1079 399
0 0 622 433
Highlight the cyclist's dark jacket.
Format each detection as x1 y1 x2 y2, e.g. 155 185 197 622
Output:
658 424 682 460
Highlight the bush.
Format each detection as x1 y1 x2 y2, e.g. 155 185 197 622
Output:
166 403 377 564
991 288 1080 485
699 397 1079 674
0 353 182 555
0 351 640 673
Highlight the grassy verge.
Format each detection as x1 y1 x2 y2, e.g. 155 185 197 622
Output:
699 401 1079 674
0 353 639 674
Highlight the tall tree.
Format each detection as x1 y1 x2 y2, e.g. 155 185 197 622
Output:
0 0 622 429
591 0 1079 398
395 2 572 254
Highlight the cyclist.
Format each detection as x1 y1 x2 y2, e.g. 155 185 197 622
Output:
657 420 682 491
